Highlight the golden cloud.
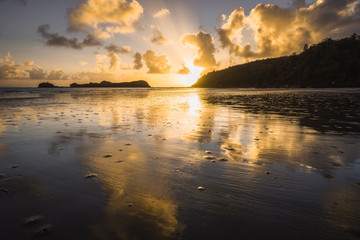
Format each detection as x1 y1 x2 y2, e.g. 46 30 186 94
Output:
108 53 120 72
219 0 360 59
0 53 32 79
177 63 190 75
142 50 171 74
181 31 218 69
68 0 144 35
150 26 169 45
217 7 245 49
153 8 170 18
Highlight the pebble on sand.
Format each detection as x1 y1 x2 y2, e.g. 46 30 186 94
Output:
205 151 212 154
103 154 112 158
0 188 9 194
218 158 228 162
197 186 205 191
84 173 97 179
33 224 52 236
265 171 271 174
24 215 45 226
224 147 235 151
203 156 216 160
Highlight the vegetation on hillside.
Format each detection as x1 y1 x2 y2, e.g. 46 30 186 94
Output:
192 34 360 88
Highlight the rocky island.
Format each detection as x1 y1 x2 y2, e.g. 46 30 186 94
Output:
38 82 58 88
70 80 151 88
192 34 360 88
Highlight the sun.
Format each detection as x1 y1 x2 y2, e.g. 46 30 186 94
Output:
178 62 204 87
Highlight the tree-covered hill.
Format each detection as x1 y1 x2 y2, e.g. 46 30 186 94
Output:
192 34 360 88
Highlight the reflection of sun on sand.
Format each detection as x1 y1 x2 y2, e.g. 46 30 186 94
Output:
177 62 204 87
84 141 184 239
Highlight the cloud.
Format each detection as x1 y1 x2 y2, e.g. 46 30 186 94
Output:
0 53 69 81
133 52 143 70
47 69 68 80
217 7 245 49
94 53 120 72
68 0 144 36
181 31 218 69
142 50 171 74
153 8 170 18
37 24 102 49
150 26 169 45
105 44 131 54
219 0 360 59
0 53 31 79
177 64 190 75
108 53 120 72
27 65 47 79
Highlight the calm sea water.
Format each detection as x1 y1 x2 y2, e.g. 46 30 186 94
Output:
0 88 360 240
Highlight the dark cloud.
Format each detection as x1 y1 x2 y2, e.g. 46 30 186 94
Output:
105 44 131 54
37 24 102 50
27 66 46 79
133 52 143 70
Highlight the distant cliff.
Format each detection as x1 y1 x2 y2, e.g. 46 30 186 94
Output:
192 34 360 88
70 80 151 88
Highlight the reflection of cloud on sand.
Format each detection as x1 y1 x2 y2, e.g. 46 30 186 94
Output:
81 140 184 239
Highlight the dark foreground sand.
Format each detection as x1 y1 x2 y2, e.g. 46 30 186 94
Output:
0 88 360 239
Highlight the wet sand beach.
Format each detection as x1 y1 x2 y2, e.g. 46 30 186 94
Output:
0 88 360 239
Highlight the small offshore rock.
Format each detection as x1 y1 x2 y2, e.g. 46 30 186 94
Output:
84 173 97 179
197 186 205 191
11 165 19 169
58 147 64 150
0 173 6 178
103 154 112 158
265 171 271 175
24 215 45 226
33 224 52 236
0 188 9 194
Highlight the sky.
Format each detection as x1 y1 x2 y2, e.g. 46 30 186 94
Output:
0 0 359 87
